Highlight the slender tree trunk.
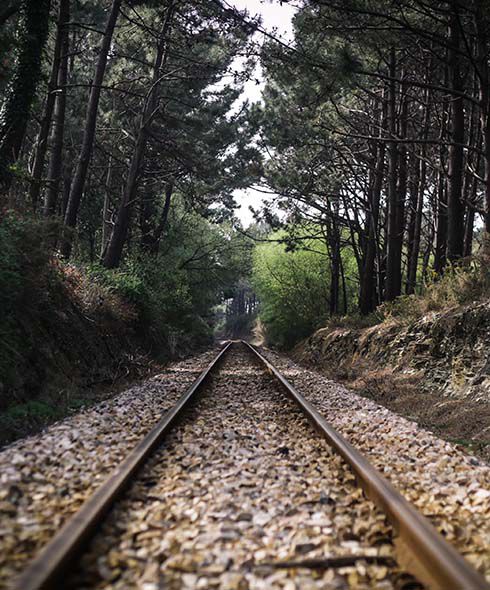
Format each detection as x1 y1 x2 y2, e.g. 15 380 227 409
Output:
359 96 386 314
139 185 156 252
44 0 70 217
60 0 122 258
462 77 481 258
385 49 403 301
473 2 490 242
28 0 69 210
446 3 465 263
150 182 173 254
326 204 341 316
434 167 448 274
0 0 51 198
406 83 430 294
464 200 475 257
100 155 113 257
405 151 419 289
434 62 450 275
103 3 175 268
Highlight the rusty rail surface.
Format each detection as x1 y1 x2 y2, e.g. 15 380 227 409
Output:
243 340 489 590
14 342 232 590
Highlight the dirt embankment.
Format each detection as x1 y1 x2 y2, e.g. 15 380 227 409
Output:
293 301 490 461
0 264 208 446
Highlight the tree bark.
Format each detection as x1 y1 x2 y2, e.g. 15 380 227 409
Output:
474 2 490 242
100 155 113 257
434 165 448 274
60 0 121 258
434 60 450 275
446 2 465 263
406 82 430 294
0 0 51 197
150 182 173 254
385 49 403 301
359 96 386 314
44 0 70 217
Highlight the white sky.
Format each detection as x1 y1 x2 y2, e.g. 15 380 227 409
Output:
229 0 297 226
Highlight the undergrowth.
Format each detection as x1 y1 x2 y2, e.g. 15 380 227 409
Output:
381 248 490 323
319 247 490 333
86 258 213 356
0 210 60 397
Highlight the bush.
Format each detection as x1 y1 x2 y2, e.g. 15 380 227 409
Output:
0 211 59 393
87 256 212 356
380 251 490 323
252 228 359 348
252 233 331 348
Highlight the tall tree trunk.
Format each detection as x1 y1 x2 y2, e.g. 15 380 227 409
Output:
100 155 113 257
29 0 69 210
60 0 121 258
103 3 175 269
474 2 490 244
434 166 448 274
44 0 70 217
326 202 341 316
385 49 402 301
446 2 465 263
464 199 476 257
359 95 386 314
139 184 156 252
0 0 51 198
405 151 419 290
434 61 450 275
150 182 173 254
406 83 430 294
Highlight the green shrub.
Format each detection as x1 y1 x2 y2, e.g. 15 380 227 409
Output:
380 251 490 323
252 233 330 348
87 261 148 306
0 211 58 392
252 228 359 348
86 256 212 356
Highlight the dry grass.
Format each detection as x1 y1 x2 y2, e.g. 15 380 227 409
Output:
59 262 138 324
381 247 490 324
321 357 490 462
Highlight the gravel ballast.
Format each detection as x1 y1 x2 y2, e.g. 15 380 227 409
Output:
0 342 488 588
260 347 490 582
67 345 412 589
0 348 221 587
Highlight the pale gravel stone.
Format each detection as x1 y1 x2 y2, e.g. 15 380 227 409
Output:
2 343 488 589
0 348 222 588
259 347 490 582
66 346 411 590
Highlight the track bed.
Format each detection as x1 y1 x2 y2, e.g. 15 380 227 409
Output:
68 345 412 589
2 343 489 589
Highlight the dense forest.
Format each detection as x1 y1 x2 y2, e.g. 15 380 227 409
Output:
251 0 490 346
2 0 490 407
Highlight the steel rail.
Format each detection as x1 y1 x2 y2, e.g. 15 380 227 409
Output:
14 342 232 590
243 341 489 590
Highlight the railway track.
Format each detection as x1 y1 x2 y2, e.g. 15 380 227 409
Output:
12 341 489 590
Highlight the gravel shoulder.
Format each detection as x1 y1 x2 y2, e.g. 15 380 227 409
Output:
260 347 490 582
0 348 221 588
1 343 489 588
